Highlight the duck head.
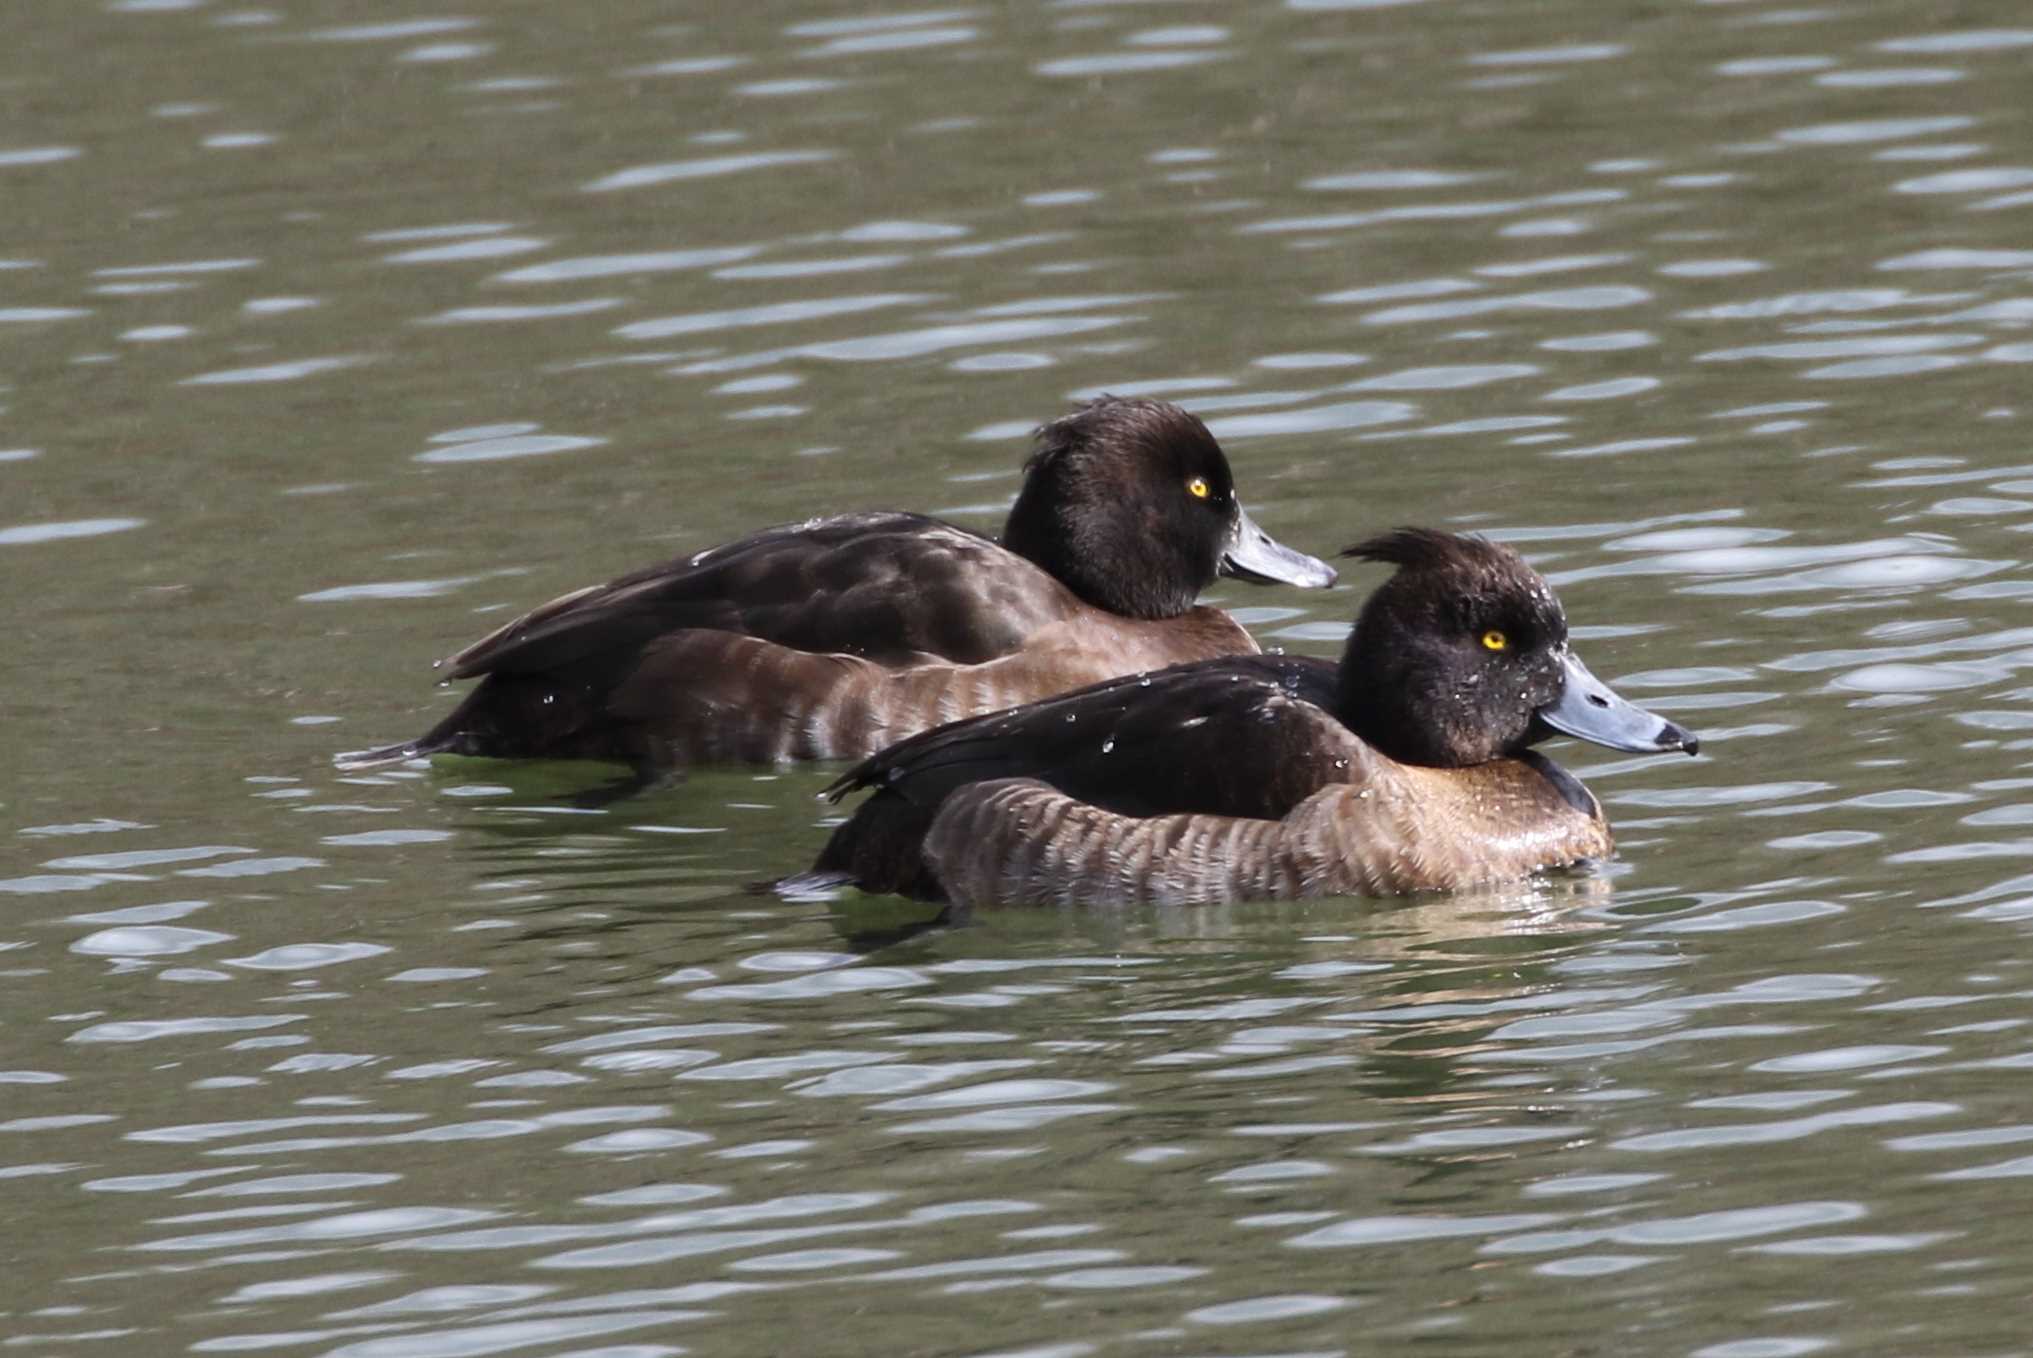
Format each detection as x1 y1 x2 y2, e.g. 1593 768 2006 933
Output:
1335 528 1699 767
1001 397 1336 619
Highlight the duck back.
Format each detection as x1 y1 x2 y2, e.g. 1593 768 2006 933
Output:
447 512 1066 678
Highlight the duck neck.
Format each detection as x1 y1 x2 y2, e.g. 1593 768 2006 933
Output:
1334 607 1474 769
1002 472 1199 620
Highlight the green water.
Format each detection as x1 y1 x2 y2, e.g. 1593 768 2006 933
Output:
6 2 2033 1354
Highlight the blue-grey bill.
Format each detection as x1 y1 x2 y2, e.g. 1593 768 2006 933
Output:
1220 507 1338 588
1537 649 1700 756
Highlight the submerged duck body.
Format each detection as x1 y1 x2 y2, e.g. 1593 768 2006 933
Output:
339 398 1334 781
808 528 1699 905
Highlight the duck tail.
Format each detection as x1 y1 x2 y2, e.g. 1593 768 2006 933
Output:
332 702 475 771
759 868 856 901
332 732 448 771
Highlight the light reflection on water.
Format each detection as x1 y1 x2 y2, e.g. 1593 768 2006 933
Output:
6 0 2033 1354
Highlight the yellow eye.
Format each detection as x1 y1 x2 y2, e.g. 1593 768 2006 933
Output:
1187 476 1211 500
1482 630 1508 652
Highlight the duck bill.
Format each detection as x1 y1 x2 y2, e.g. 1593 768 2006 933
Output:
1535 649 1700 756
1219 506 1338 588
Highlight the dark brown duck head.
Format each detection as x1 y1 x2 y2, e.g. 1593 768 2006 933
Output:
999 396 1337 620
1335 528 1700 767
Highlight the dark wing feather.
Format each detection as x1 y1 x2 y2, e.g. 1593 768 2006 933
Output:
831 652 1356 822
444 512 1080 679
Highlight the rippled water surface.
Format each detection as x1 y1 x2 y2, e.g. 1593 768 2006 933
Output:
8 2 2033 1354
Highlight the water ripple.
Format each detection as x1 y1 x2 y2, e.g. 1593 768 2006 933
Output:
1289 1212 1563 1248
0 517 145 546
584 150 837 193
616 293 928 339
498 247 761 282
182 355 369 385
72 925 233 957
1611 1102 1954 1152
1035 51 1225 77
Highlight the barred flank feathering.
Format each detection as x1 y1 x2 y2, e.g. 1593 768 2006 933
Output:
922 758 1612 907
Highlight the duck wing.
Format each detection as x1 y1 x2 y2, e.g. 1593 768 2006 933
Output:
443 512 1077 679
828 652 1361 823
808 652 1362 897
